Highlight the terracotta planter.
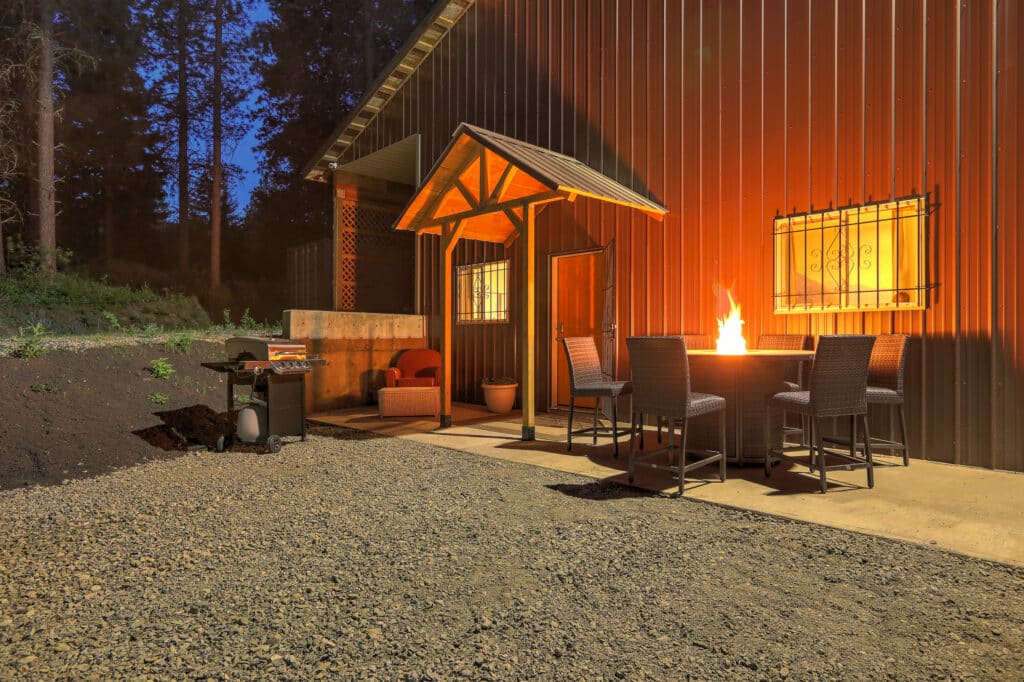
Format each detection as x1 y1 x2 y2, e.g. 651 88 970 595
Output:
481 382 518 414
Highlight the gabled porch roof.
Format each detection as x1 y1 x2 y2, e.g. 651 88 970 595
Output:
394 123 666 244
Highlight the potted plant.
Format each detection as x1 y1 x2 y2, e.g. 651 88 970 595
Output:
481 376 518 414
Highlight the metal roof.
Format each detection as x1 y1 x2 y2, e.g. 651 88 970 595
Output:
394 123 667 243
458 124 667 218
303 0 475 183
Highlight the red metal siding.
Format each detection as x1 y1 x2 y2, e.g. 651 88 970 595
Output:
336 0 1022 471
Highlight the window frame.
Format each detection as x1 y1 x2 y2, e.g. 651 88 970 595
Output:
455 259 511 325
772 196 929 315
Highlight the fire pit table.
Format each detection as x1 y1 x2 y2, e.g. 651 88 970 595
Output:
685 349 815 465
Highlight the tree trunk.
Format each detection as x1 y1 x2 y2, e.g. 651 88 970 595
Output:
176 0 190 272
103 172 115 262
37 0 56 273
209 0 223 292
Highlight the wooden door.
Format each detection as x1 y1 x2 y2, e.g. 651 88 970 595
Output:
552 251 603 409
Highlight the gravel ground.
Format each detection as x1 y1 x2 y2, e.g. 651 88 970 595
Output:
1 427 1021 680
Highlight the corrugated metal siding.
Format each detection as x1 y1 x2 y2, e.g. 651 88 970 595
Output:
336 0 1023 471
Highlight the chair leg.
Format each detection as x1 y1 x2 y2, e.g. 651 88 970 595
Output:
863 414 875 488
666 417 675 466
678 417 688 497
808 418 816 472
612 398 619 459
657 416 663 444
628 411 637 483
898 403 910 466
850 415 858 466
764 405 773 478
592 401 599 445
815 417 828 493
718 409 727 482
638 412 645 450
567 395 575 452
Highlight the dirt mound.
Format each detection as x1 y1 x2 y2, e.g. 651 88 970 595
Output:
133 404 263 453
0 341 274 490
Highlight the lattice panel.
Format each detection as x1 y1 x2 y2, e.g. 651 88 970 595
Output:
338 283 356 310
336 200 403 311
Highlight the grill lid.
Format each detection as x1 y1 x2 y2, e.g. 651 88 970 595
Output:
225 337 308 362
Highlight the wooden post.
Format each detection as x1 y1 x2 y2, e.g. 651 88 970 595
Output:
440 220 463 427
520 204 536 440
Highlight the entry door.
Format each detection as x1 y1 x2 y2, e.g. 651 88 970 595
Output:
552 249 606 409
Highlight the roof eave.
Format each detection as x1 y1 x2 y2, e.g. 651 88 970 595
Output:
302 0 475 183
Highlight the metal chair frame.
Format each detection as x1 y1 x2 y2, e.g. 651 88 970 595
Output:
823 334 911 466
764 335 876 493
561 337 632 458
627 336 727 496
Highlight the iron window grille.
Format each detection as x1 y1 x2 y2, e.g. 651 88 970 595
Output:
457 259 510 323
773 196 929 314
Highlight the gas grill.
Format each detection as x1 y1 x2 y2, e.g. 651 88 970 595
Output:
202 337 326 452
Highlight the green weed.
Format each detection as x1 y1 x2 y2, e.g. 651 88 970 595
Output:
139 323 162 338
164 331 196 354
149 357 176 380
148 392 169 405
239 308 257 330
30 382 58 393
102 311 123 332
14 323 48 359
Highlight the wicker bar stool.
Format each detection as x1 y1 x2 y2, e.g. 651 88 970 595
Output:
651 334 712 444
764 335 876 493
824 334 911 466
757 334 811 443
561 337 632 458
626 336 727 496
682 334 713 350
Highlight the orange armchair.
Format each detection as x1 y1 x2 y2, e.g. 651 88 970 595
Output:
385 349 442 388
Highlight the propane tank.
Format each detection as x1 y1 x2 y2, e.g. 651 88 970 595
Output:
236 403 268 443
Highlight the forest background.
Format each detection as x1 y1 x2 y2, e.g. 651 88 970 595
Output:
0 0 431 322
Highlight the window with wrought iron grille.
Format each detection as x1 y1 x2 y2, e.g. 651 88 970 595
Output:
457 260 510 323
773 196 928 314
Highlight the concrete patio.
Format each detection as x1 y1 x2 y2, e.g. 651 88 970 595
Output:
311 404 1024 568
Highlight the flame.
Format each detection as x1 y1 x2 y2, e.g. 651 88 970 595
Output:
716 291 748 354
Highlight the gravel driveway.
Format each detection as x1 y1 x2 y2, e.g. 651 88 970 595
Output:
1 426 1021 680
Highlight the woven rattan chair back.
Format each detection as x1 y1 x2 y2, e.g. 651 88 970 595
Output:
626 336 692 419
807 335 876 417
868 334 909 394
682 334 712 350
561 337 605 388
757 334 809 351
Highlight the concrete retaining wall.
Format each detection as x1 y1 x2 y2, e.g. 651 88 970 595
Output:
283 310 429 413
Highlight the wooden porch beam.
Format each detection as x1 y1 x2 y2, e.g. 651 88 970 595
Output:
452 178 479 209
478 146 488 209
488 162 517 204
439 219 464 428
418 191 561 231
520 203 536 441
416 145 484 229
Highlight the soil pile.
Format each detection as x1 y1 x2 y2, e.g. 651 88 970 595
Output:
0 341 259 490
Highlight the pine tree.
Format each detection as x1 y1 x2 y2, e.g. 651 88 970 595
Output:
138 0 209 273
247 0 431 279
56 0 166 265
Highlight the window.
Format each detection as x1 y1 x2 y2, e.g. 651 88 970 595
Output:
457 259 509 323
773 196 928 314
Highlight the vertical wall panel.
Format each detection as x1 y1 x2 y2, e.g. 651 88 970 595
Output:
331 0 1022 471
